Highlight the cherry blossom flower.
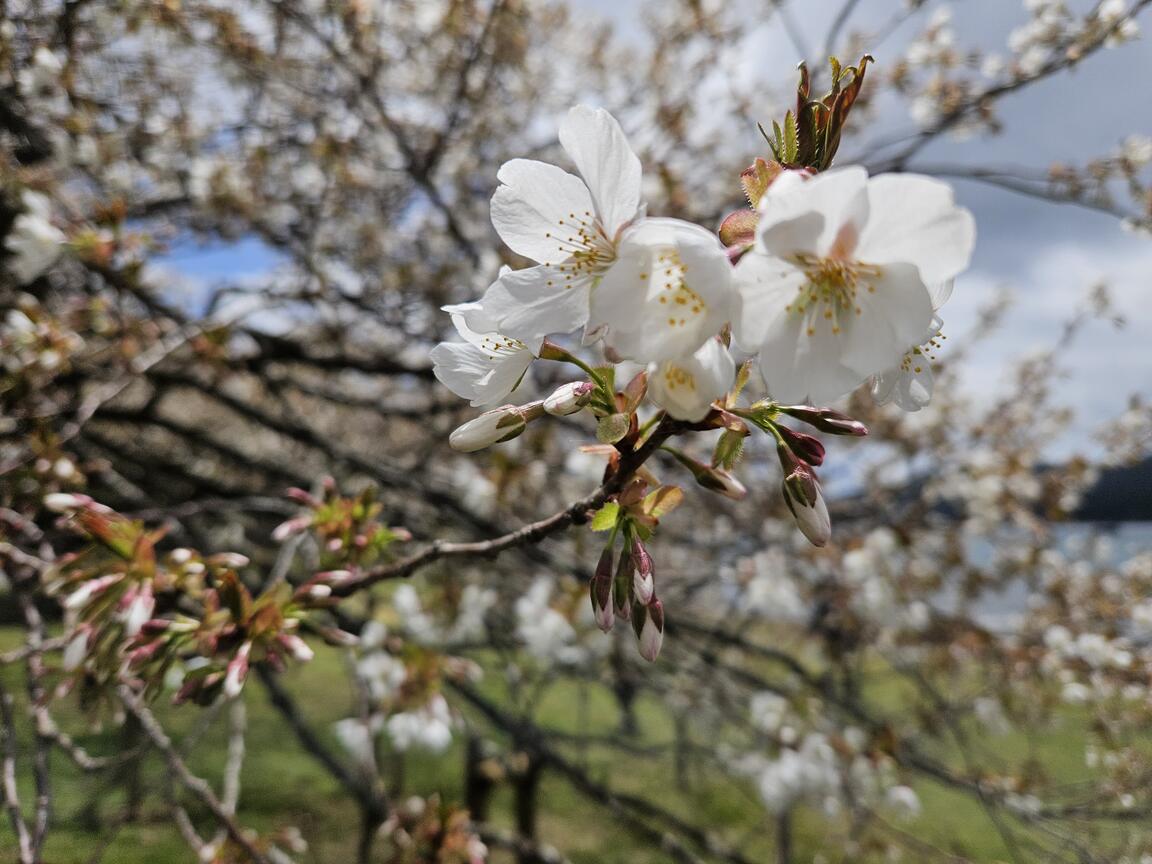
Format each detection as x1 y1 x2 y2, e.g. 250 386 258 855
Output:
431 291 535 407
5 191 66 285
871 314 945 412
646 337 734 422
586 217 734 362
733 167 974 405
482 105 643 346
481 106 733 361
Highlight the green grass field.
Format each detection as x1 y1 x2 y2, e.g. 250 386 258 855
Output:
0 626 1115 863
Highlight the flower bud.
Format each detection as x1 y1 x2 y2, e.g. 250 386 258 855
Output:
780 405 868 437
44 492 93 513
631 540 655 606
120 583 154 638
62 627 91 671
692 464 748 500
62 573 124 609
635 599 665 662
449 406 527 452
544 381 595 416
613 545 635 621
223 642 251 699
278 633 315 663
272 515 313 542
776 424 825 466
590 546 615 633
781 466 831 547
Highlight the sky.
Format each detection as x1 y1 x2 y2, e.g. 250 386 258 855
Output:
163 0 1152 458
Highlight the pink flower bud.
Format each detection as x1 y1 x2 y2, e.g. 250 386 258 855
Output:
120 583 155 638
776 424 826 466
62 573 124 609
636 599 665 663
780 405 868 437
272 515 313 542
631 540 655 606
590 547 615 633
285 487 319 506
278 633 315 663
543 381 595 416
223 642 251 699
44 492 93 513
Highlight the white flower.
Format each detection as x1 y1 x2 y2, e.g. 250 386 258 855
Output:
484 105 643 347
448 405 528 452
515 578 585 666
1098 0 1127 23
431 291 535 407
386 694 454 753
333 717 379 765
5 191 66 285
885 785 922 819
1121 134 1152 167
646 337 734 422
588 217 733 362
871 314 944 412
733 167 974 405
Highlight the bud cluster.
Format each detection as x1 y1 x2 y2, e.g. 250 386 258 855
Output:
43 494 323 706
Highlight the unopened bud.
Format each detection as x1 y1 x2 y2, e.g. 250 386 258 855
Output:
544 381 595 416
631 540 655 605
613 545 635 621
313 569 355 586
449 406 527 452
776 425 825 466
62 627 91 671
635 599 665 662
695 466 748 500
780 405 868 437
209 552 250 569
62 573 124 609
590 547 615 632
120 583 155 638
272 515 313 542
223 642 251 699
278 633 315 663
781 468 831 547
44 492 93 513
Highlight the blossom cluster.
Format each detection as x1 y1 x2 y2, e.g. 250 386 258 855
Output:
433 104 975 430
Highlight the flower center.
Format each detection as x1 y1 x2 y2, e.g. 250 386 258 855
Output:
788 253 882 337
543 210 616 288
661 364 696 392
899 328 945 375
479 334 526 360
650 250 706 330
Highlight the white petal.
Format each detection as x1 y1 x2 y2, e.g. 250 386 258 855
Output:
490 159 596 263
756 313 867 405
757 166 869 259
431 340 532 407
856 173 976 286
589 218 733 363
732 253 807 352
838 262 934 378
487 264 592 347
559 105 643 235
928 280 954 309
647 338 734 421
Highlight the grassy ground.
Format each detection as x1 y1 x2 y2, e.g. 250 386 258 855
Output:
0 626 1112 863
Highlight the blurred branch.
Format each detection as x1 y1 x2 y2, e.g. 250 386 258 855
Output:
117 686 273 864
